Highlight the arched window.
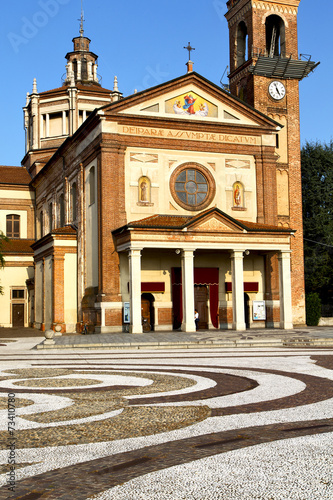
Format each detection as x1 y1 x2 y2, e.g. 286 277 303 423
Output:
89 167 95 205
138 176 150 203
236 21 248 67
233 182 244 208
6 214 20 238
71 182 77 221
81 57 88 81
48 202 53 233
266 15 286 57
72 59 78 81
59 194 65 227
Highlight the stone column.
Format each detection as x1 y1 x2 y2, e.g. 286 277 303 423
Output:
128 249 142 334
278 251 293 329
88 61 93 81
93 64 98 82
77 60 82 81
181 249 196 332
231 251 245 331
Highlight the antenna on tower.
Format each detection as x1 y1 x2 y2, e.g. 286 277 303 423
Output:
79 0 84 36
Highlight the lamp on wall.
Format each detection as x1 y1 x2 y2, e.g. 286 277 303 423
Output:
175 249 181 254
245 250 250 256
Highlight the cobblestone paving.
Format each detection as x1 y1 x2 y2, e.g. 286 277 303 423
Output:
0 337 332 499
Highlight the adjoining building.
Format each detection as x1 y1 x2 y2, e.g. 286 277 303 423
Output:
0 0 318 333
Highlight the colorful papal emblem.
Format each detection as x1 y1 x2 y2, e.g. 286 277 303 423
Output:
165 91 218 118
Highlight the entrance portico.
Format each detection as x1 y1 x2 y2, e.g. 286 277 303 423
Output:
112 209 294 334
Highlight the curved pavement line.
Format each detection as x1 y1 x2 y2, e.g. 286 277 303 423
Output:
3 419 333 500
49 365 333 413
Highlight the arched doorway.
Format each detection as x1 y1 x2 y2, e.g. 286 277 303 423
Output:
194 285 208 330
141 293 155 332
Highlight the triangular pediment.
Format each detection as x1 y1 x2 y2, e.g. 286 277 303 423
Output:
186 208 246 233
102 72 279 130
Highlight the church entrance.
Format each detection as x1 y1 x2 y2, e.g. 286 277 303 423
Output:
141 293 155 332
194 285 208 330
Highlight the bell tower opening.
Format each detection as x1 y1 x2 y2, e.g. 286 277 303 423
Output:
236 21 248 67
265 15 286 58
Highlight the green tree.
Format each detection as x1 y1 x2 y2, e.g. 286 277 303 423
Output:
301 140 333 307
0 231 7 295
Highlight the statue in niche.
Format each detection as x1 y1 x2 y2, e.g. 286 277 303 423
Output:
140 181 147 201
139 177 150 203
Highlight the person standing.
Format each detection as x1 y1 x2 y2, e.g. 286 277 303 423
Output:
194 309 199 330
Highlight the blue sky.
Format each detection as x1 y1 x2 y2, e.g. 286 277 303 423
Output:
0 0 330 166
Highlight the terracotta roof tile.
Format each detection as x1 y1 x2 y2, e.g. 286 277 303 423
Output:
1 239 34 255
39 84 113 96
127 211 292 233
130 214 192 228
0 166 31 185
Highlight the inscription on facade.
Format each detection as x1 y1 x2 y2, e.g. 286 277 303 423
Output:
120 126 260 146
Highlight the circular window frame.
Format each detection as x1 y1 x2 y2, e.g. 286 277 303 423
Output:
170 162 216 212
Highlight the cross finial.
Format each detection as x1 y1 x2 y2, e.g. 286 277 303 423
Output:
184 42 195 62
79 0 85 36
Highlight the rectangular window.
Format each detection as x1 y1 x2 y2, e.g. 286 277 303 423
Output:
6 215 20 238
12 289 25 299
49 112 63 137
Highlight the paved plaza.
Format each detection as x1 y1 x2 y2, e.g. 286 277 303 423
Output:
0 330 332 499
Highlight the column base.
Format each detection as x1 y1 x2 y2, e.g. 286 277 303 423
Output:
280 322 293 330
129 325 143 334
233 322 246 331
181 322 196 333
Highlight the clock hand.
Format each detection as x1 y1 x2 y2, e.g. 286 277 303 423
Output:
275 83 281 96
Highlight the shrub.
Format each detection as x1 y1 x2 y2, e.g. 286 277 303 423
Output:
305 292 322 326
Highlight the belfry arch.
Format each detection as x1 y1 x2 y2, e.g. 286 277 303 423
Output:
236 21 248 67
265 15 286 57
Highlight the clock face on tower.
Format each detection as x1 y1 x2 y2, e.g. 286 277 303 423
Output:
268 81 286 101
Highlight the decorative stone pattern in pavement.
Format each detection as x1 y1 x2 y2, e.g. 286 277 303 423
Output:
0 343 332 499
0 406 211 449
13 378 103 388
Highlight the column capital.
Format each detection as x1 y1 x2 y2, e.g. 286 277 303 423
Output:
230 250 245 259
278 250 292 258
181 248 196 255
128 248 142 257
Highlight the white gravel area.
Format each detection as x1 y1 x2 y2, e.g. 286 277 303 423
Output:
88 433 333 500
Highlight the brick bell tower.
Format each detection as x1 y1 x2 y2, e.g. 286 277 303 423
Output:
225 0 319 325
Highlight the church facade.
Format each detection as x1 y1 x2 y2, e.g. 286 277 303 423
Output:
0 0 318 333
